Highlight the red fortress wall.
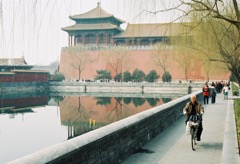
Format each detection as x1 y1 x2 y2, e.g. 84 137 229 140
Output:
59 48 230 81
0 70 48 83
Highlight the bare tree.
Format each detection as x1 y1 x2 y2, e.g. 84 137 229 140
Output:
152 43 169 73
157 0 240 83
101 47 132 78
69 48 90 81
174 48 194 81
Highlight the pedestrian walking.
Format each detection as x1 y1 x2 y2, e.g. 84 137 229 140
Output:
202 83 210 104
222 84 229 100
211 87 217 103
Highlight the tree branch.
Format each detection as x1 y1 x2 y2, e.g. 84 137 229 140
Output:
232 0 240 21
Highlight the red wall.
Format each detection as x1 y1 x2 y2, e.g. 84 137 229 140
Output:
0 74 14 82
59 48 230 81
0 72 48 82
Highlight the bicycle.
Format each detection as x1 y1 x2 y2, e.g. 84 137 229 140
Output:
188 114 201 151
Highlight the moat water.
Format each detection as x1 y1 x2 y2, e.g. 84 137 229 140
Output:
0 92 180 163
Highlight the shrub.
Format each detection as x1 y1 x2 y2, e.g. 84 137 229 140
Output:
123 71 132 82
114 73 122 82
234 99 240 154
232 83 239 96
162 71 172 83
145 70 159 82
132 69 145 82
54 73 65 81
95 70 112 80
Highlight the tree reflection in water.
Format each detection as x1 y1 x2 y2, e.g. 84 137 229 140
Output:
123 97 132 105
95 97 111 105
146 98 160 107
55 96 173 139
162 98 172 103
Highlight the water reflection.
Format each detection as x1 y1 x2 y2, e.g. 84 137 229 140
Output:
0 93 174 139
0 92 179 163
58 96 164 139
0 92 49 117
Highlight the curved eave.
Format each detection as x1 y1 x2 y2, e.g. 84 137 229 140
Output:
69 16 125 24
62 24 123 32
0 65 33 70
113 35 174 39
69 5 125 23
62 28 123 33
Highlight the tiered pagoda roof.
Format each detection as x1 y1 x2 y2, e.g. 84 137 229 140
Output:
69 5 125 23
62 23 123 32
62 4 125 33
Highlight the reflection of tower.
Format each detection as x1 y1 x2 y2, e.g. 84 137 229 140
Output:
67 126 75 140
9 114 15 119
67 119 97 140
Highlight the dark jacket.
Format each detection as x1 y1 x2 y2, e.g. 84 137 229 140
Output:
183 101 204 115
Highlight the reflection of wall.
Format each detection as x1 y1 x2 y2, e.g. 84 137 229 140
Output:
0 96 48 114
59 96 165 139
60 96 164 125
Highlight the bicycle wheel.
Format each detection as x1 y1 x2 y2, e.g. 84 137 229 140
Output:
194 128 198 145
191 128 195 151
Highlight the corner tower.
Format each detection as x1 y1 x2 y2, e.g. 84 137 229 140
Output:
62 3 125 47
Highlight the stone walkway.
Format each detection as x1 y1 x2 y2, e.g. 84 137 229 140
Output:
122 93 240 164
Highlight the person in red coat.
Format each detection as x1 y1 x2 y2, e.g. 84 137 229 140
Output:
202 83 210 104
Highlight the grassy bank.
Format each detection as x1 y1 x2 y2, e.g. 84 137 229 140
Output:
232 83 239 96
234 91 240 155
232 82 240 154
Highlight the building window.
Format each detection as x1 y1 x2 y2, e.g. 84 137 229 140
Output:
76 35 83 45
115 40 126 46
140 39 150 46
152 38 162 45
98 34 106 44
85 34 97 44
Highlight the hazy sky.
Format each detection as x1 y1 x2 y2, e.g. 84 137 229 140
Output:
0 0 181 65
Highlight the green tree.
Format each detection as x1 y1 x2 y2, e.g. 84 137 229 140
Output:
230 72 238 82
132 69 145 82
162 71 172 83
95 70 112 80
145 70 159 82
114 73 122 82
54 73 65 81
123 71 132 82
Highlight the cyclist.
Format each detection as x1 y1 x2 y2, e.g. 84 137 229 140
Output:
183 95 204 141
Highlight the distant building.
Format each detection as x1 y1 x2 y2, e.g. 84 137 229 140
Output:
0 56 33 72
32 63 59 80
0 57 48 82
60 3 230 81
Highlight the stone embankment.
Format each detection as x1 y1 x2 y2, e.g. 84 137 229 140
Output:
49 81 205 94
0 82 48 96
